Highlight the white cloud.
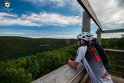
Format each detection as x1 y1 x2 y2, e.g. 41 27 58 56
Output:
3 32 25 35
0 12 81 27
29 34 76 39
0 29 76 39
0 12 17 17
21 0 124 29
88 0 124 29
0 18 39 26
102 32 124 38
0 30 25 37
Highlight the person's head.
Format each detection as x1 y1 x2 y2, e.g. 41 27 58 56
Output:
77 32 93 46
91 37 97 43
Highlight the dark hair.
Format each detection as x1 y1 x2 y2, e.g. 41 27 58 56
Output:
84 40 91 46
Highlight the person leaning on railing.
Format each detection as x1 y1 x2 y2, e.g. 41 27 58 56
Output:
91 37 110 71
68 32 113 83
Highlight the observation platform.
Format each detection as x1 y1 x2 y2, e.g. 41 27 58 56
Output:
32 49 124 83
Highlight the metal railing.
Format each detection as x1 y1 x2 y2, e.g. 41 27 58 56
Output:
105 49 124 78
31 49 124 83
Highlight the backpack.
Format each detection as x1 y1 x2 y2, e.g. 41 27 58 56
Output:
91 39 110 71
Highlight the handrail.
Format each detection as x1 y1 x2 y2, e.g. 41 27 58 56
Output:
31 64 85 83
31 49 124 83
77 0 103 31
102 29 124 33
105 49 124 79
105 49 124 56
68 68 84 83
105 49 124 52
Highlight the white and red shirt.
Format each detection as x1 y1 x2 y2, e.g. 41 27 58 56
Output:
75 46 113 83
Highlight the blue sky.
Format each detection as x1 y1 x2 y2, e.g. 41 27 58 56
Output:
0 0 124 38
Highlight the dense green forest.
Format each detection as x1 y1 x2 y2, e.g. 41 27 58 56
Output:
102 38 124 50
0 36 76 60
0 36 123 60
0 36 124 83
0 44 77 83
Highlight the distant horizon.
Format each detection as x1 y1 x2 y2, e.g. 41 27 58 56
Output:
0 35 123 39
0 35 75 39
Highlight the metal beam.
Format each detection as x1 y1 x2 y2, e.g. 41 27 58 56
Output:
102 29 124 33
105 49 124 56
77 0 103 31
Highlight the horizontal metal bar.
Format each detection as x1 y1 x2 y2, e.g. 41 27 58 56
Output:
102 29 124 33
105 49 124 56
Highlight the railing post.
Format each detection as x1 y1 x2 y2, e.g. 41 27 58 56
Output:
82 11 91 32
96 29 101 45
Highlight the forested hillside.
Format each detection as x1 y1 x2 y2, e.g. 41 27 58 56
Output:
102 38 124 50
0 44 77 83
0 36 123 60
0 36 76 60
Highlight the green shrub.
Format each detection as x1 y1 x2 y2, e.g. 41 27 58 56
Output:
0 68 32 83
